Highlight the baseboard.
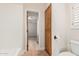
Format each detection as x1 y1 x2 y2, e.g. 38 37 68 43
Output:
15 48 23 56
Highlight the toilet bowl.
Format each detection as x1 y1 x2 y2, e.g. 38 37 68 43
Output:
59 51 75 56
58 40 79 56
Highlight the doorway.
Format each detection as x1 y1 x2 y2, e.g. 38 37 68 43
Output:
26 10 39 51
24 4 52 56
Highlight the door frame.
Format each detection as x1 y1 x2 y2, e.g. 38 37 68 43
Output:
24 9 40 50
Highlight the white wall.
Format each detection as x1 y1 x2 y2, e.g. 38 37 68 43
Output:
65 4 71 51
52 3 67 55
23 3 49 50
0 4 23 50
66 4 79 51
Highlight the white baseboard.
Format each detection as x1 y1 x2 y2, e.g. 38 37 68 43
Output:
15 48 22 56
0 48 22 56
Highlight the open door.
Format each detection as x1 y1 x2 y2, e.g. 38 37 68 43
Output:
45 4 52 56
26 10 39 51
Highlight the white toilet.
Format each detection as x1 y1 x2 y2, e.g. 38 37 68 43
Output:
59 40 79 56
59 51 75 56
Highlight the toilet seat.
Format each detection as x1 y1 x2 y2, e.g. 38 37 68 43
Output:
59 51 76 56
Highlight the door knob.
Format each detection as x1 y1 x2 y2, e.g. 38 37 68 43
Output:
54 35 57 40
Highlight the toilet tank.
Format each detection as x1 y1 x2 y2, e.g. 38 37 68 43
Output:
70 40 79 55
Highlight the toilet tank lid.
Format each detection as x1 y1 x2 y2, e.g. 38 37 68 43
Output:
71 40 79 45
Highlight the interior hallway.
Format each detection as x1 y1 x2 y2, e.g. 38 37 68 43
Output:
18 37 49 56
28 37 38 50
